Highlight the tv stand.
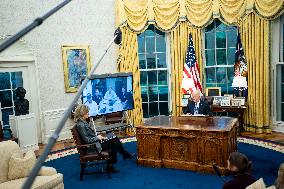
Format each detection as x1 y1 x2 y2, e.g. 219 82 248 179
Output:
91 111 135 135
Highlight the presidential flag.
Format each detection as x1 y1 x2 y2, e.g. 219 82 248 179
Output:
234 32 247 77
181 34 202 94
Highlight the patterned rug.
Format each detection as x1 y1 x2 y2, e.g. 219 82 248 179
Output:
45 136 284 162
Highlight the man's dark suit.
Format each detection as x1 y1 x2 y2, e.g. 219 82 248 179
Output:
185 99 212 115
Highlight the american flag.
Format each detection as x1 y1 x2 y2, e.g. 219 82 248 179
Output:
181 34 202 94
234 32 247 77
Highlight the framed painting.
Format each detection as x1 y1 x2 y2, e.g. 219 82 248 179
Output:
62 45 91 93
206 87 221 97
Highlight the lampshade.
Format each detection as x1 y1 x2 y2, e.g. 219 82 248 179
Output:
232 76 247 88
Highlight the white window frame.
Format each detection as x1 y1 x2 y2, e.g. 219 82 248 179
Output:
271 14 284 131
138 27 171 118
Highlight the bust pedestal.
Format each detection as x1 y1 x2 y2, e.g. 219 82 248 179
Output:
9 113 38 152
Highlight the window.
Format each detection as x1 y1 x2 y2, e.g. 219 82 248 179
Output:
0 71 23 126
138 25 169 118
204 20 238 95
274 15 284 122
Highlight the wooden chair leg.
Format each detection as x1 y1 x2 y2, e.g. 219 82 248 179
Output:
80 163 86 181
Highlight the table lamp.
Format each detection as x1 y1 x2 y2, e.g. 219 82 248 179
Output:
232 76 247 97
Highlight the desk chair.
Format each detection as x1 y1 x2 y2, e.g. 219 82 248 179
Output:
71 127 111 180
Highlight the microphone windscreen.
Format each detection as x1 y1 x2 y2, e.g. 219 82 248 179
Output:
114 28 122 45
213 164 222 177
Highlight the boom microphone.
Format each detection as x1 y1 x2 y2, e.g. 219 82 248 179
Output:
213 164 226 183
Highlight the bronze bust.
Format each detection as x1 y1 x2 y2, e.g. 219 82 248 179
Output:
14 87 29 116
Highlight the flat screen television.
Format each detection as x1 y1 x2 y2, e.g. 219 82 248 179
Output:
81 72 134 117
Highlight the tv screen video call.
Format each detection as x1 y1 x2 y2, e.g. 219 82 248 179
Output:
82 72 134 116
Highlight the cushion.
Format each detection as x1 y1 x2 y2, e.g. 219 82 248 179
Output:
0 141 20 184
39 166 57 176
246 178 276 189
0 174 64 189
246 178 266 189
8 150 36 180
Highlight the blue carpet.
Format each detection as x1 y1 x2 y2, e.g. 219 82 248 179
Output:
45 142 284 189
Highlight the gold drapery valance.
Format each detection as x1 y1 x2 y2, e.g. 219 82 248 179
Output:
116 0 284 31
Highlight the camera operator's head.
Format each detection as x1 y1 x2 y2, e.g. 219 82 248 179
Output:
227 152 252 174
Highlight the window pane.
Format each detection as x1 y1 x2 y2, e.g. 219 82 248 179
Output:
139 54 146 69
149 86 158 102
158 70 167 85
216 67 226 83
159 86 168 101
0 72 11 90
11 72 23 89
216 20 227 31
227 48 236 65
141 87 148 102
138 34 145 53
216 32 226 48
0 90 13 108
145 25 155 36
2 108 13 126
282 103 284 121
227 30 237 47
142 103 149 118
217 49 227 65
227 67 234 82
140 71 147 86
205 32 215 49
282 66 284 83
148 71 157 85
157 53 166 68
159 102 169 115
146 53 156 69
205 22 214 32
149 102 158 117
227 86 234 94
217 83 227 95
146 37 155 52
205 49 215 66
282 84 284 101
205 68 216 83
156 36 166 52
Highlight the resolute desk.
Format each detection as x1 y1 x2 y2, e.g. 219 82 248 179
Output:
136 115 238 174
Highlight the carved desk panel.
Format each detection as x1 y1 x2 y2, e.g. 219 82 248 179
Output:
136 116 238 174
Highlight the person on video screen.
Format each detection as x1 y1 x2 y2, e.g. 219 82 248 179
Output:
104 87 118 101
85 93 99 116
119 86 133 110
93 88 102 106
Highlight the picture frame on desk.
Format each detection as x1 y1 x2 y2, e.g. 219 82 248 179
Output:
183 94 191 99
213 96 223 105
233 97 246 106
181 98 189 107
231 99 242 106
206 87 221 97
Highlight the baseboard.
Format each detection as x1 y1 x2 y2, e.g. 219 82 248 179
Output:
272 123 284 133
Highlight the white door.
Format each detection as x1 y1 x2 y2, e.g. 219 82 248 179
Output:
0 66 29 127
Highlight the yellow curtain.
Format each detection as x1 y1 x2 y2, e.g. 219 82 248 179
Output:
170 22 203 116
117 27 143 125
116 0 284 30
238 13 271 133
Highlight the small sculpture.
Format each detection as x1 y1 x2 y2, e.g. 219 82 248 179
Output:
14 87 29 116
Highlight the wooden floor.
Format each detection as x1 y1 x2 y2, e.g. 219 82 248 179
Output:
36 131 284 156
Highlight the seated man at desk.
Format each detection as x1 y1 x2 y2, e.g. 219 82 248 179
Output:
184 90 212 116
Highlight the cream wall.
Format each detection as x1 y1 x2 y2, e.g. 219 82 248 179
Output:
0 0 118 142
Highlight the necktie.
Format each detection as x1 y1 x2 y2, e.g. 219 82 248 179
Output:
194 103 198 115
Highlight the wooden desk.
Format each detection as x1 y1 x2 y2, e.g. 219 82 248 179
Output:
136 116 238 174
211 105 246 134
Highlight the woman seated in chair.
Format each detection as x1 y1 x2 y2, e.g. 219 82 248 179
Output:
74 104 135 172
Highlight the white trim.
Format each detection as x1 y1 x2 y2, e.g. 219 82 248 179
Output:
0 36 42 142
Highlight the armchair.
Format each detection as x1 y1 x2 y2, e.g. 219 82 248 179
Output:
0 141 64 189
71 127 111 180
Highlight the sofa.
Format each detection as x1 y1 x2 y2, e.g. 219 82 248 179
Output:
0 140 64 189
